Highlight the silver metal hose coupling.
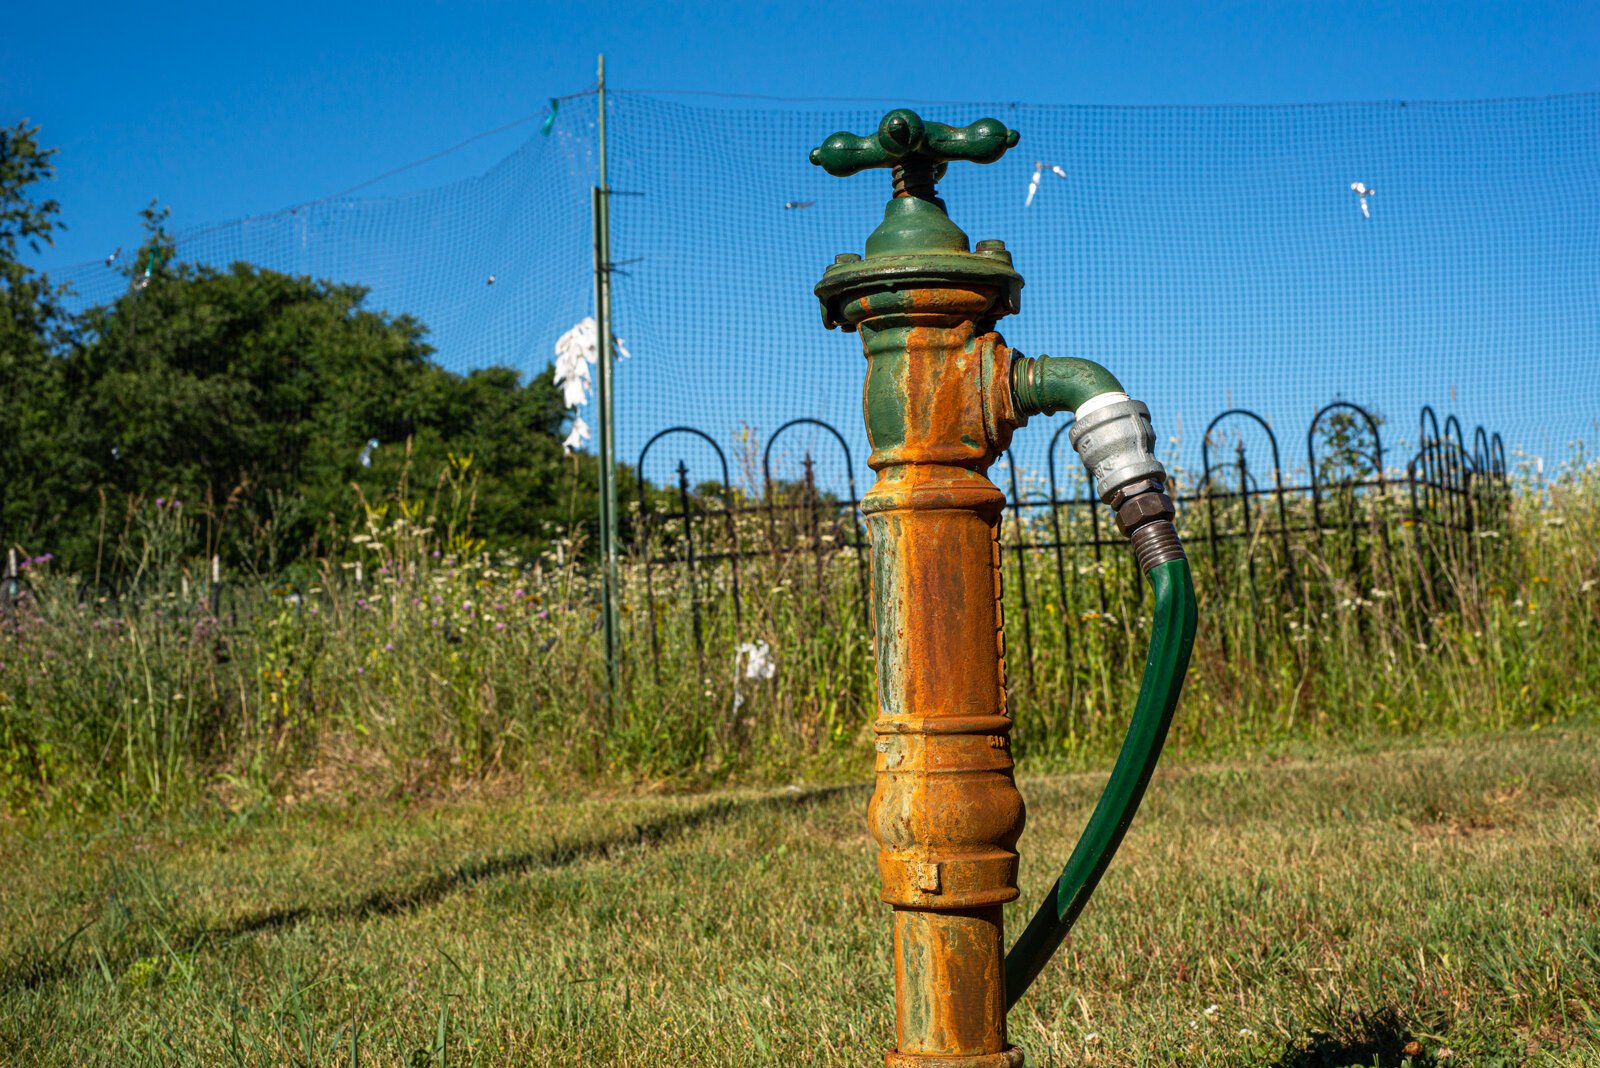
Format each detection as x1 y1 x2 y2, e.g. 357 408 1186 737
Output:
1067 393 1187 572
1068 393 1164 502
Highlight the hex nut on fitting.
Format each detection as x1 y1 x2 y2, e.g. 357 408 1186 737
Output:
1068 397 1166 503
1115 490 1176 538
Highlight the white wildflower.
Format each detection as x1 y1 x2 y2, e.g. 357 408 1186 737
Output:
737 640 777 680
1203 1003 1220 1018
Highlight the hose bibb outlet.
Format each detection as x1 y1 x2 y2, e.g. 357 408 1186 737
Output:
1069 396 1186 572
1008 354 1187 574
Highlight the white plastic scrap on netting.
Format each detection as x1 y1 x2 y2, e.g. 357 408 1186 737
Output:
553 316 630 453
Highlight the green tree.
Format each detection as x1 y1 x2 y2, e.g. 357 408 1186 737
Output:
1 128 623 572
40 207 603 569
0 121 76 551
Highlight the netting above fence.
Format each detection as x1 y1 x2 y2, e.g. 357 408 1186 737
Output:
53 90 1600 501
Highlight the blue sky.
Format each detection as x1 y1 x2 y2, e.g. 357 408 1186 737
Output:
7 1 1597 272
4 2 1597 489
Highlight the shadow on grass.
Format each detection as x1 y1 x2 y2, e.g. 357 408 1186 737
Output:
1271 1006 1438 1068
1 782 867 996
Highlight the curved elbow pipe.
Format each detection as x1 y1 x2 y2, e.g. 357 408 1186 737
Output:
1010 352 1165 506
1011 354 1125 417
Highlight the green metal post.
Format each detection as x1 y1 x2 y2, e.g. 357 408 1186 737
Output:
594 53 620 694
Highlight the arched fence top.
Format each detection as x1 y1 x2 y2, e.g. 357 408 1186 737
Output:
761 417 861 503
1419 405 1442 453
1441 414 1467 489
1473 425 1492 477
1412 405 1515 493
1202 408 1284 490
636 426 735 502
1307 401 1386 487
1419 404 1443 488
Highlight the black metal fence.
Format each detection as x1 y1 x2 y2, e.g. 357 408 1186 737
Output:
631 402 1511 677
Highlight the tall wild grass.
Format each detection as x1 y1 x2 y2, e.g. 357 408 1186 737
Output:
0 447 1595 817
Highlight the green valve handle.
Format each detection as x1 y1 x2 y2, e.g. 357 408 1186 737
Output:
810 109 1019 175
810 111 1020 261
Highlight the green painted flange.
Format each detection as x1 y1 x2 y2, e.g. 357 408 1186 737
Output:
814 249 1022 331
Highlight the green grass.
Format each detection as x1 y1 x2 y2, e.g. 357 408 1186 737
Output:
3 727 1596 1066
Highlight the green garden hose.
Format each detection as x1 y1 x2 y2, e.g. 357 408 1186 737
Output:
1004 556 1198 1008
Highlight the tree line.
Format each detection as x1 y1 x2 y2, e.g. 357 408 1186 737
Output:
2 121 624 574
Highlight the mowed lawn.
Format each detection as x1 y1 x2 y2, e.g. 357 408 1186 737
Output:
2 729 1597 1067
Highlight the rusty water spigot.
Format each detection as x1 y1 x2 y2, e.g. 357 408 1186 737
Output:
812 112 1197 1068
813 111 1029 1068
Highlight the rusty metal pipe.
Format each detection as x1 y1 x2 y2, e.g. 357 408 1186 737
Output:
852 288 1025 1067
